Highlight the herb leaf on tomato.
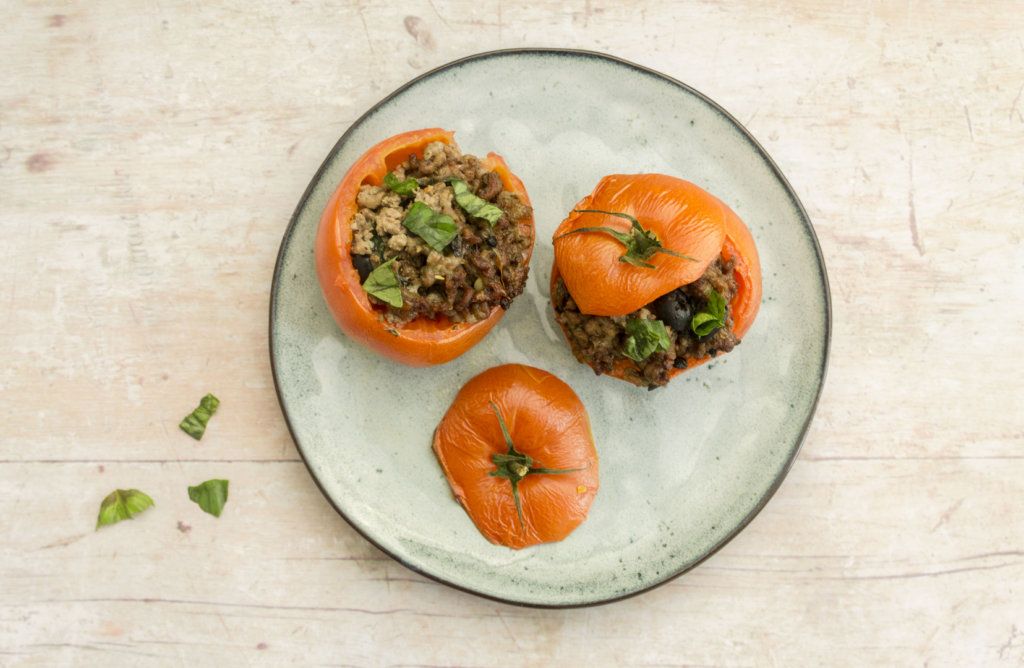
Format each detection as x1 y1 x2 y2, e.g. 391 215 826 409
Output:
362 258 403 308
451 178 503 227
691 290 726 337
383 172 419 196
179 393 220 440
188 479 229 518
554 209 697 268
623 319 671 362
402 201 459 252
96 489 154 530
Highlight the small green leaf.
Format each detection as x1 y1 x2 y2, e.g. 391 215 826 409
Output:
180 393 220 440
450 178 503 226
383 172 419 196
362 258 403 307
692 290 726 337
623 319 671 362
402 201 459 252
96 489 154 530
188 479 229 518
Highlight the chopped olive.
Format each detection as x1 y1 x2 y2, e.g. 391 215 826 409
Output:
652 288 699 334
487 234 498 247
352 254 375 283
673 357 688 369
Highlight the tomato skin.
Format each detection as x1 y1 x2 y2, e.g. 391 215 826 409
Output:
432 364 599 550
550 177 761 383
314 129 535 367
553 174 728 317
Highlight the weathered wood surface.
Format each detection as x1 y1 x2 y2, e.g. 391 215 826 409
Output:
2 1 1022 666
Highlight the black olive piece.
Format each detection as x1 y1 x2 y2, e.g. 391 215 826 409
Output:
652 288 699 334
708 349 718 357
697 327 721 343
673 357 688 369
487 234 498 247
450 234 464 258
647 384 661 392
352 254 375 283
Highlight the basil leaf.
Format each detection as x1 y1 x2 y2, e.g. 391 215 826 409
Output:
179 393 220 440
402 201 459 252
96 489 154 530
692 290 726 337
383 172 418 196
188 479 229 518
622 319 671 362
451 178 503 227
362 258 403 307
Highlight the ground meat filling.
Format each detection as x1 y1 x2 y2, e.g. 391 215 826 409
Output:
552 255 741 389
349 141 533 325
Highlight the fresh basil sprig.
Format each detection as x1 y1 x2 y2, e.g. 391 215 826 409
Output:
384 172 419 196
188 479 229 518
180 394 220 440
451 178 503 227
554 209 697 269
402 201 459 252
623 319 671 362
488 402 588 533
96 489 154 530
691 290 726 337
362 257 403 308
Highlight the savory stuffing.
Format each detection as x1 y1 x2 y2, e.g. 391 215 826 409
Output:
552 255 740 389
350 140 533 325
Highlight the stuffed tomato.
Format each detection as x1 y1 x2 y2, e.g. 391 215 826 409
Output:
315 129 535 367
550 174 761 389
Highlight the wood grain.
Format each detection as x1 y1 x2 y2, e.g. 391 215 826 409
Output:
2 0 1022 666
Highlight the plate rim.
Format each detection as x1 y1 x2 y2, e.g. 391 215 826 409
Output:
268 47 832 609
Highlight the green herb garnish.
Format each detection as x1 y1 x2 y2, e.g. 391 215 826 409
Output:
179 393 220 440
487 402 587 533
188 479 229 517
623 319 672 362
96 489 154 530
401 201 459 252
383 172 419 196
691 290 726 337
451 178 503 227
362 257 403 307
370 221 387 259
554 209 697 269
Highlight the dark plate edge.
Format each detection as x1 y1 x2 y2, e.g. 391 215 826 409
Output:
268 47 832 609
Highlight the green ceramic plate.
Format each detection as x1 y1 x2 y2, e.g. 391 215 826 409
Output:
270 49 830 608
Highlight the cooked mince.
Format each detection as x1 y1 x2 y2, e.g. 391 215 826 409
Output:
552 255 740 389
350 141 532 325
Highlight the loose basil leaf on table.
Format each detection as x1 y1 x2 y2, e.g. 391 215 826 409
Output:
691 290 726 337
179 393 220 440
188 479 230 518
450 178 503 227
383 172 419 196
96 489 155 530
401 201 459 252
362 258 403 308
623 318 671 362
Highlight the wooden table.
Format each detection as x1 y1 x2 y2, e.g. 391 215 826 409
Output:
3 1 1022 665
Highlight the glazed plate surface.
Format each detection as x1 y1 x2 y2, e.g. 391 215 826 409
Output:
270 49 830 607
